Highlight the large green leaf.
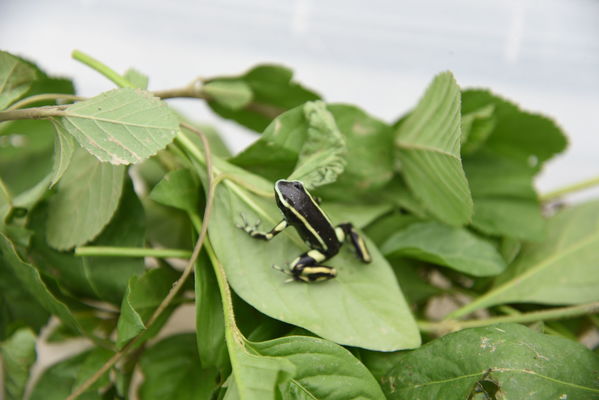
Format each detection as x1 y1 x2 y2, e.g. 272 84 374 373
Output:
30 181 145 304
205 160 420 351
46 147 125 250
451 201 599 318
381 221 506 277
116 267 179 348
61 88 179 165
395 72 473 226
49 118 76 187
381 324 599 399
138 334 219 400
0 233 81 334
0 51 38 109
206 64 320 132
149 169 200 214
1 328 37 400
29 348 112 400
253 335 386 399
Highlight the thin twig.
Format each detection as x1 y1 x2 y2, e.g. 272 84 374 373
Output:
7 94 85 110
418 301 599 335
0 106 67 122
66 124 215 400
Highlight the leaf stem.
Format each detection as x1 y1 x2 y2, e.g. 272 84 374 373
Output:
418 301 599 334
75 246 192 258
66 123 215 400
0 106 66 122
540 175 599 202
71 50 135 89
7 94 85 110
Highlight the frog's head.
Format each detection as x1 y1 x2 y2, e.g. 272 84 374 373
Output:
275 179 307 208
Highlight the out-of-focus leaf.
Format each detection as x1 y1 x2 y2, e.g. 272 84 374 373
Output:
0 233 81 334
0 50 38 109
1 328 36 400
139 334 219 400
461 103 495 155
451 200 599 318
381 221 506 277
206 64 320 132
461 89 567 170
124 68 149 89
203 80 253 110
116 267 179 349
150 169 199 214
395 72 473 226
46 147 125 250
49 119 76 187
29 348 112 400
381 324 599 399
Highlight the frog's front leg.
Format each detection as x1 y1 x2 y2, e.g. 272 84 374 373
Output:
335 223 372 263
238 215 288 240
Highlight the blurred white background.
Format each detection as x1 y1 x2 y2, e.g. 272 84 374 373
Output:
1 0 599 194
1 1 599 395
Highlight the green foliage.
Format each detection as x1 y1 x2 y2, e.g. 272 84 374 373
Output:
0 49 596 400
206 64 320 132
395 71 473 226
380 324 599 399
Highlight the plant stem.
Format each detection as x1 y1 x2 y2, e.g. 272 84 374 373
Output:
75 246 192 258
72 50 135 89
7 94 85 110
418 301 599 334
541 175 599 202
0 106 66 122
66 123 215 400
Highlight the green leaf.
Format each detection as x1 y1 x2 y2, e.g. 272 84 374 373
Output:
0 257 49 340
381 324 599 399
0 233 81 334
139 334 219 400
253 335 386 399
228 337 296 400
1 328 37 400
207 64 320 132
461 103 495 155
461 89 567 169
452 200 599 317
61 88 179 165
150 169 200 214
465 150 545 240
395 71 473 226
49 119 76 187
315 104 394 201
123 68 149 89
46 147 125 250
29 348 112 400
30 181 144 304
381 221 507 277
116 267 179 349
287 101 346 189
203 80 253 110
204 161 420 351
195 255 229 370
0 51 38 109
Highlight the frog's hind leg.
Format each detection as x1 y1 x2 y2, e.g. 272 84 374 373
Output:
336 223 372 263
